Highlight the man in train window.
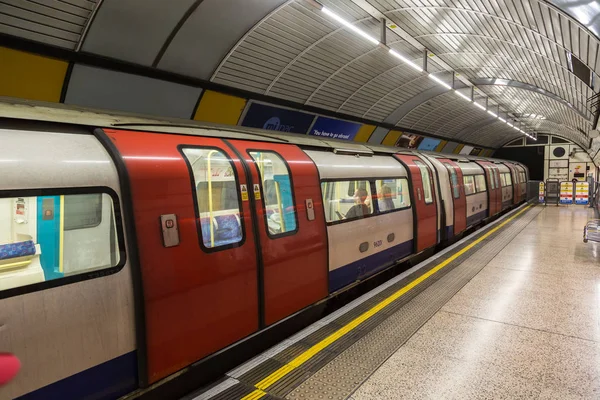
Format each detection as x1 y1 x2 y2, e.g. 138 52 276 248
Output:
345 188 370 219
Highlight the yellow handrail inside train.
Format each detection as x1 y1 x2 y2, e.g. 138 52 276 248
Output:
206 150 218 247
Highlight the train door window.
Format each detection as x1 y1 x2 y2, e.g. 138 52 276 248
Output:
414 161 433 204
249 151 297 237
181 148 243 249
505 173 512 186
463 175 476 195
493 169 500 189
500 173 506 187
375 178 411 212
0 192 122 293
321 180 373 223
486 167 495 190
475 174 487 193
443 163 460 199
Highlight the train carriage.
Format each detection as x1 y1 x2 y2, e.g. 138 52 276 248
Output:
0 103 528 400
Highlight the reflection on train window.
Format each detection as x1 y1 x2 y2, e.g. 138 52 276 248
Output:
181 148 243 249
249 151 297 237
0 193 120 292
375 178 411 212
64 194 102 230
463 175 476 195
321 180 372 223
443 163 460 199
474 174 487 193
414 161 433 204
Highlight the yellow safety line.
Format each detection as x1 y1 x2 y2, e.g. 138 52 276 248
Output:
241 204 532 400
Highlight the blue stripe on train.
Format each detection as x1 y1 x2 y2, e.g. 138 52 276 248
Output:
329 240 413 293
16 351 137 400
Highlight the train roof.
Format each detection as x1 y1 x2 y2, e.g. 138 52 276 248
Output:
0 98 525 169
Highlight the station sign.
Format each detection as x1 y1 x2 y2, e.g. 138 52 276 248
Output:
308 117 362 141
559 181 573 204
241 102 315 134
575 181 589 205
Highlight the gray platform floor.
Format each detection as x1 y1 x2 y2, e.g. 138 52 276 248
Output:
351 205 600 400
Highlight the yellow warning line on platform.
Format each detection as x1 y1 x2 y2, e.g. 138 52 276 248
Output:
241 205 532 400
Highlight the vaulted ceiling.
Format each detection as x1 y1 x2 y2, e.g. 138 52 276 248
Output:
1 0 599 150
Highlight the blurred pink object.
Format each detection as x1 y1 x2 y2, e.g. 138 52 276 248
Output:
0 353 20 386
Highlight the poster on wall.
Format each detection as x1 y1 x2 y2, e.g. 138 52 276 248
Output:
396 133 424 149
460 145 474 155
308 116 362 141
241 102 315 134
470 147 482 155
417 137 441 151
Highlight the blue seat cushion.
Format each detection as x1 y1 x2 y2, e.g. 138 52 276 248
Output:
0 240 36 260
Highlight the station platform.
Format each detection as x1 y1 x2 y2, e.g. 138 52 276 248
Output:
185 204 600 400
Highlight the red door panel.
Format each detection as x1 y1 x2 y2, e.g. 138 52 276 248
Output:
440 159 466 235
395 154 437 251
227 140 328 325
476 161 500 216
106 129 259 384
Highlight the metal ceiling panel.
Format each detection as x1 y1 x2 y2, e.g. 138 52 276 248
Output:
64 64 201 119
158 0 287 80
81 0 194 65
0 0 96 49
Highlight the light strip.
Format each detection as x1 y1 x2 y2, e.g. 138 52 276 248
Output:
389 49 423 72
322 7 380 45
498 117 506 123
473 102 486 111
428 74 452 89
486 110 498 117
454 90 472 101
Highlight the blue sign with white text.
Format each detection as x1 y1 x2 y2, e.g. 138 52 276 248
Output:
417 137 441 151
241 102 315 134
308 117 362 141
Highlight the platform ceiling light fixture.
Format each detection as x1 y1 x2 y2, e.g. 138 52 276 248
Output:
389 49 423 72
321 7 380 45
316 1 537 140
428 74 452 89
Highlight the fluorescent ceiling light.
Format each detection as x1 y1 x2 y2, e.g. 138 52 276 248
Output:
473 102 486 111
428 74 452 89
487 110 498 117
498 117 506 123
454 90 471 101
322 7 380 45
507 123 514 128
389 49 423 72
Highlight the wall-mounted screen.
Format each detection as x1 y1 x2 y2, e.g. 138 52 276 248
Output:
417 137 441 151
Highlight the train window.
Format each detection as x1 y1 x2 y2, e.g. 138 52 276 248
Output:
443 163 460 199
249 151 297 237
181 148 243 249
414 161 433 204
505 173 512 186
500 173 506 187
0 192 122 293
486 168 495 190
474 175 487 193
463 175 476 195
321 180 373 223
375 178 411 212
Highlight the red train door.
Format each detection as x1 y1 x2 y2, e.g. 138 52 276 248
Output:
105 129 260 384
506 163 520 203
395 154 438 251
477 161 500 216
440 159 466 235
226 140 328 325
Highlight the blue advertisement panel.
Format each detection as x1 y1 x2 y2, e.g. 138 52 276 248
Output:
241 102 315 134
308 117 362 141
417 137 441 151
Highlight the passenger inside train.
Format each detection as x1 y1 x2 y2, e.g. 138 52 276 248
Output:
345 188 370 219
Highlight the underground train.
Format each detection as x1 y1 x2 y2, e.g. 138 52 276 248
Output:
0 103 528 400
